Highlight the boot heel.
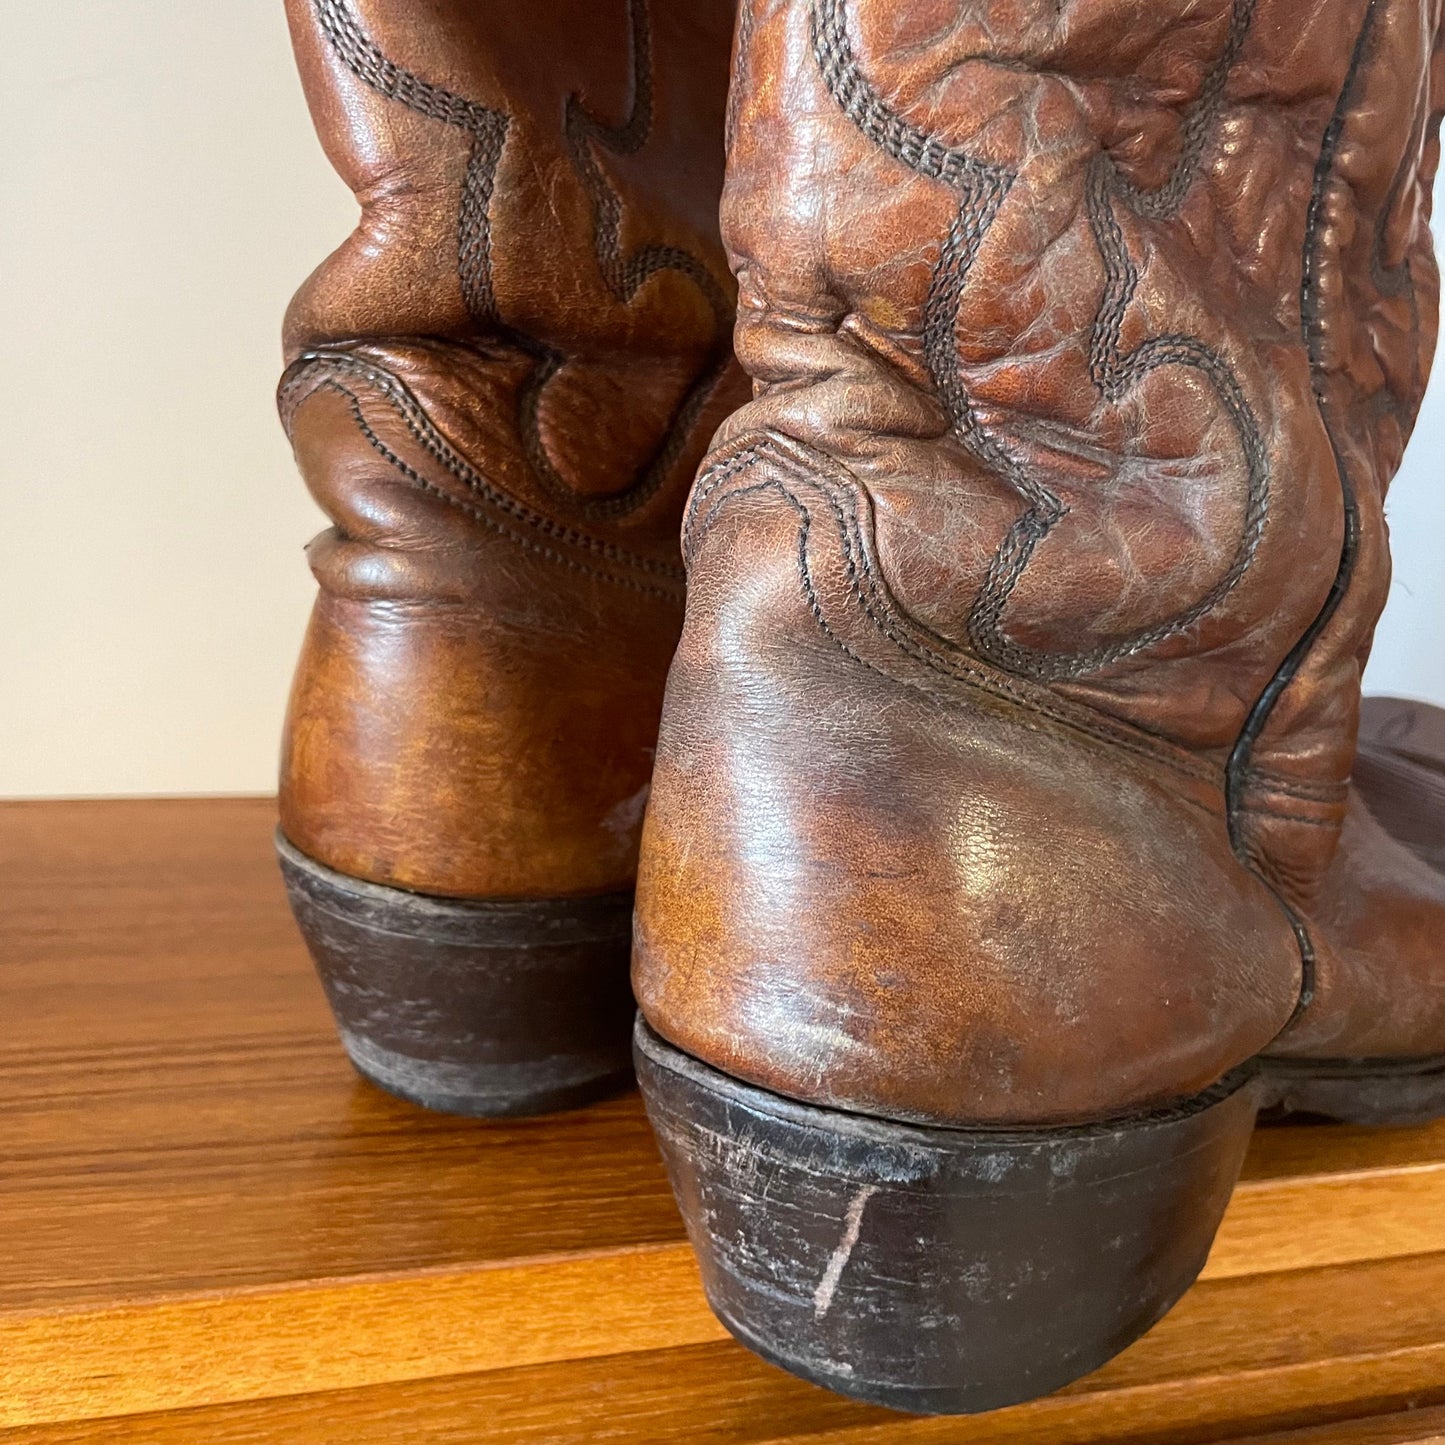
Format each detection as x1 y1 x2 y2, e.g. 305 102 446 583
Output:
277 832 635 1117
635 1018 1260 1415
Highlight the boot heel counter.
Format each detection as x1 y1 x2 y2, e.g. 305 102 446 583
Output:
634 436 1303 1125
278 346 686 898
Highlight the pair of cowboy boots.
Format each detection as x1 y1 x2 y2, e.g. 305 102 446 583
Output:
275 0 1445 1416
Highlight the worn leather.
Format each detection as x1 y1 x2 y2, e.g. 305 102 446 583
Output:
634 0 1445 1123
278 0 744 898
1277 698 1445 1057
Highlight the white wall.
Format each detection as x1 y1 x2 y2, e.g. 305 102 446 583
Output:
0 4 348 797
0 4 1439 796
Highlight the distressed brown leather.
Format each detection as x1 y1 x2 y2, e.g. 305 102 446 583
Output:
1279 698 1445 1057
634 0 1445 1123
278 0 744 898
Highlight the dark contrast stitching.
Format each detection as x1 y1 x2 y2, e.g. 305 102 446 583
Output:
686 434 1224 788
280 350 685 598
564 0 729 319
312 0 728 524
810 0 1267 682
691 476 879 675
314 0 508 327
509 0 734 519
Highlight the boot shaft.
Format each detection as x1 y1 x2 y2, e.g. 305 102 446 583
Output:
277 0 744 897
716 0 1442 803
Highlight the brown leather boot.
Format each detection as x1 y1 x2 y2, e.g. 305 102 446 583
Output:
275 0 742 1116
633 0 1445 1411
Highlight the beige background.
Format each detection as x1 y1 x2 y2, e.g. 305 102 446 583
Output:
2 3 1442 797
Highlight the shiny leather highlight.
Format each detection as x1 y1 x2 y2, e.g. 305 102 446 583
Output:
278 0 745 898
635 0 1445 1124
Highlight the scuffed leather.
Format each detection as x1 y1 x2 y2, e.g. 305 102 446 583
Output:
635 0 1445 1123
635 434 1303 1124
277 0 745 897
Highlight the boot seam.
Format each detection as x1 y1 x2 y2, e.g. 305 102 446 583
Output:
306 0 734 525
281 349 687 598
1230 0 1392 1044
686 431 1225 792
811 0 1270 684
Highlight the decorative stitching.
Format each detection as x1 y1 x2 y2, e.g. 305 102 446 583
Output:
1225 0 1380 836
692 476 880 675
311 0 730 525
511 0 735 519
686 434 1225 788
810 0 1268 682
313 0 508 327
563 0 730 320
306 378 681 600
281 349 685 598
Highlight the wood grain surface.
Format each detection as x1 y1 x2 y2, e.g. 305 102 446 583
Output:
2 798 1444 1440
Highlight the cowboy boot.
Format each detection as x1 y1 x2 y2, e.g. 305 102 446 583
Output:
632 0 1445 1412
275 0 742 1116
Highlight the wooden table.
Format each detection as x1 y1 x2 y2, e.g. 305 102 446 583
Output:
3 798 1445 1443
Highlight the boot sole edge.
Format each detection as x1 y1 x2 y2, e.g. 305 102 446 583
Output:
277 831 635 1118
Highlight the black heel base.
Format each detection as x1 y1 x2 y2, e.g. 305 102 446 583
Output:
635 1018 1260 1415
277 832 635 1117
